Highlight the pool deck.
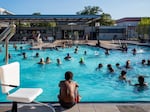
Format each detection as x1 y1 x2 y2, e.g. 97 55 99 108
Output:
1 102 150 112
30 40 150 50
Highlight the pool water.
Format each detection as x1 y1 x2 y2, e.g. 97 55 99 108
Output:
0 44 150 102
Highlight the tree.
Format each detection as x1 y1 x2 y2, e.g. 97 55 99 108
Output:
32 12 41 15
136 17 150 42
99 13 115 26
76 6 103 15
76 6 115 26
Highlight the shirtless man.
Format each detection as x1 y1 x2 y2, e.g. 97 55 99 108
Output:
58 71 80 108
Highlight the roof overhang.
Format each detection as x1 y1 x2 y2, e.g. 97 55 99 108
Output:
0 15 100 24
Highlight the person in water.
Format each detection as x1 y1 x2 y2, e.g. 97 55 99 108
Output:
118 70 128 82
38 58 45 64
147 60 150 66
125 60 131 69
105 49 110 55
58 71 81 108
132 48 137 55
107 64 114 73
141 59 146 65
74 46 78 54
116 63 121 69
134 76 148 87
22 52 27 59
35 52 39 58
129 75 148 91
45 57 51 64
64 53 71 60
84 50 87 55
57 58 62 65
96 63 103 71
79 57 85 64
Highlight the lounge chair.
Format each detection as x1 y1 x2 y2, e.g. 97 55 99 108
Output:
0 62 47 112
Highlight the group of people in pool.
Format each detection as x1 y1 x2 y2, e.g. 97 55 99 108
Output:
118 70 148 87
18 45 150 68
96 59 150 72
95 59 149 90
37 57 51 64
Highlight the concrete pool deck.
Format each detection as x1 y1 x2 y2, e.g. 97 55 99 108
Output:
30 40 150 50
1 102 150 112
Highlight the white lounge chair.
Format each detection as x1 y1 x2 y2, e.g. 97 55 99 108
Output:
0 62 43 112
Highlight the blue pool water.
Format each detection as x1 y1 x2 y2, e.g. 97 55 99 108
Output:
0 43 150 102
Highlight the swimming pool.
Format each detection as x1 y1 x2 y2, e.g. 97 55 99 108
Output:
0 43 150 102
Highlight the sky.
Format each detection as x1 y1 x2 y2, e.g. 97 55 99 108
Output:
0 0 150 20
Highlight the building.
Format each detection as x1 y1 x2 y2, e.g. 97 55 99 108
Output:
0 9 145 41
95 17 142 40
0 14 100 41
116 17 141 39
96 26 126 40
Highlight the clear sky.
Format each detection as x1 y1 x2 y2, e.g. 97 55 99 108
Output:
0 0 150 20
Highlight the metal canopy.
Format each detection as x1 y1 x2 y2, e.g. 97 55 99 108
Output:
0 15 100 23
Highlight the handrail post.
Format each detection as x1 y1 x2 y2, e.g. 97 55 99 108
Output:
5 22 16 64
5 39 9 64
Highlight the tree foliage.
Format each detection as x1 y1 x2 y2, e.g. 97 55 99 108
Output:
137 17 150 37
76 6 103 15
76 6 115 26
99 13 115 26
32 12 41 15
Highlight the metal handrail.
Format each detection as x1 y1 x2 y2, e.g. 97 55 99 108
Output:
5 23 16 64
0 25 11 42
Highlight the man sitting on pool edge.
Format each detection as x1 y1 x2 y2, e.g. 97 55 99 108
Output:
58 71 81 109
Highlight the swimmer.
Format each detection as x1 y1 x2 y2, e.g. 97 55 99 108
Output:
3 53 11 61
96 63 103 71
38 58 45 64
129 75 148 87
84 50 87 55
35 52 39 58
107 64 114 73
22 52 27 59
57 58 62 65
20 46 23 50
105 49 109 55
74 46 78 54
79 57 84 64
13 43 17 50
119 70 127 82
116 63 121 69
108 67 114 73
125 60 131 69
141 59 146 65
132 48 136 55
0 47 2 52
64 53 71 60
122 45 128 53
94 51 99 56
45 57 51 64
147 60 150 66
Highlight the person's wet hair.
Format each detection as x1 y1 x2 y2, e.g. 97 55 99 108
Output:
121 70 126 76
65 71 73 80
107 64 112 68
138 76 144 84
